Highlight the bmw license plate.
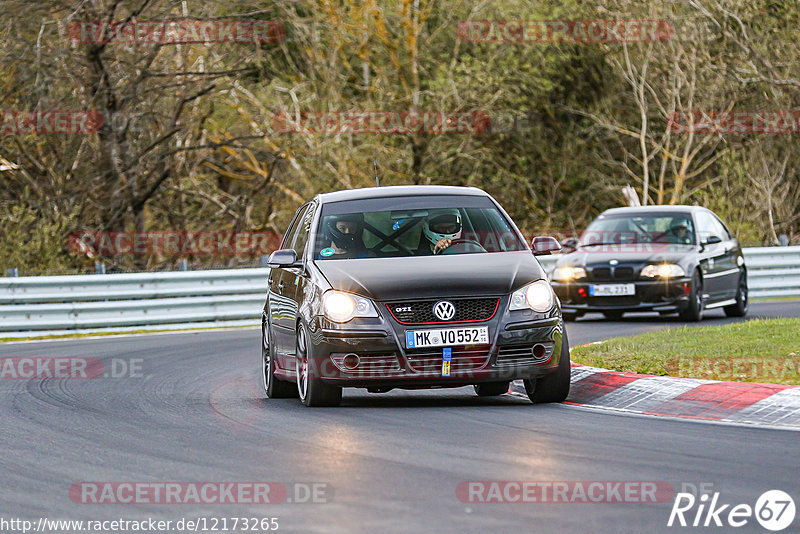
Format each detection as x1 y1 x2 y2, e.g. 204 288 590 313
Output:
405 327 489 348
589 284 636 297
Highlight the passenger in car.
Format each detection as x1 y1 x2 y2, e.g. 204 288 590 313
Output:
319 213 371 258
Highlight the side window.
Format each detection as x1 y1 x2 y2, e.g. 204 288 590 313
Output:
712 214 733 240
695 212 719 242
292 203 316 259
282 205 308 250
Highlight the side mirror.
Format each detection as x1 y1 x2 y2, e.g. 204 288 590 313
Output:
267 249 298 268
531 236 562 256
704 235 722 245
561 237 578 251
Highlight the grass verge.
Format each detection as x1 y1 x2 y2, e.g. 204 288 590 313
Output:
571 318 800 385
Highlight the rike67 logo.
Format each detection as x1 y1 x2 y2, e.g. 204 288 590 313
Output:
668 489 796 531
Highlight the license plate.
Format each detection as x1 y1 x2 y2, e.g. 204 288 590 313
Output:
405 326 489 348
589 284 636 297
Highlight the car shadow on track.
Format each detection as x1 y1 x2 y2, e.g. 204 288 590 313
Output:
255 389 541 409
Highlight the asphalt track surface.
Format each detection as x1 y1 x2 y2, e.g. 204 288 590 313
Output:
2 301 800 534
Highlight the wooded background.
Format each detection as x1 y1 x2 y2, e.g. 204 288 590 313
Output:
1 0 798 273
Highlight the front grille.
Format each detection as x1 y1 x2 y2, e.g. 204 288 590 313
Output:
591 267 612 281
589 266 637 281
406 345 490 374
496 343 554 366
386 298 499 325
614 267 635 280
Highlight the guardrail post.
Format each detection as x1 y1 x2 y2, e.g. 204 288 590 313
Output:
95 262 106 274
7 267 18 277
178 259 188 271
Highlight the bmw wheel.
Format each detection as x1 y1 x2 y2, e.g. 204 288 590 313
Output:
724 273 749 317
679 270 703 322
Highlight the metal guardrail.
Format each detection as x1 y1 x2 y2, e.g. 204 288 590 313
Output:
0 247 797 336
0 269 269 334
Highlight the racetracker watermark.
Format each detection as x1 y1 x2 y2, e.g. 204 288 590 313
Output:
67 232 282 257
272 111 491 135
69 20 286 45
457 20 674 43
70 482 331 505
457 481 675 503
667 356 800 382
668 110 800 134
0 358 143 379
0 111 103 135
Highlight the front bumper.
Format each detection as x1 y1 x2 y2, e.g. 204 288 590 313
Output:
552 277 692 314
306 299 564 388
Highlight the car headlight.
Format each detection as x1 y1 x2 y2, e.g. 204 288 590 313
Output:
322 290 379 323
640 263 685 278
509 280 555 312
552 266 587 281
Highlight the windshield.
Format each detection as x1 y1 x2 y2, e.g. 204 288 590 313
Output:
581 212 696 246
313 195 526 260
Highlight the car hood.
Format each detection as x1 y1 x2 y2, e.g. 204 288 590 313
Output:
314 252 545 301
556 244 697 266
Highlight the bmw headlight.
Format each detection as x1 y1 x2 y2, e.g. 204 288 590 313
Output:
322 290 379 323
509 280 555 312
640 264 685 278
552 266 587 282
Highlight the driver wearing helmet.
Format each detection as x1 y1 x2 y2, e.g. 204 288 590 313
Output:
420 208 462 255
319 213 369 258
668 217 693 245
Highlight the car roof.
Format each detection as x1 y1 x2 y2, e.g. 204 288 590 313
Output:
600 205 708 216
315 185 487 204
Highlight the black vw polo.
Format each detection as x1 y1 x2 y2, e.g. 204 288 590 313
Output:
262 185 569 407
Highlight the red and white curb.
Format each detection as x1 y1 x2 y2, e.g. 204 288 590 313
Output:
511 364 800 430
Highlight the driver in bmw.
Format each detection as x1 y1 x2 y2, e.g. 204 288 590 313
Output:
419 208 462 255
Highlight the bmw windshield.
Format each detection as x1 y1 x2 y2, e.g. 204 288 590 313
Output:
313 195 527 260
580 212 697 247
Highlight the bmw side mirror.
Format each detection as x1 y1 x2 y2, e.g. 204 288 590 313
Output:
699 235 722 252
531 236 562 256
267 249 298 268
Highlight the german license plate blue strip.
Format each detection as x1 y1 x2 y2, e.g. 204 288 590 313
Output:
442 348 452 376
406 330 416 348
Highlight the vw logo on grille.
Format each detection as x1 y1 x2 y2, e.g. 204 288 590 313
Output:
433 300 456 321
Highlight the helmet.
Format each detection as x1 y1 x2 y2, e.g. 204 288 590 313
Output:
323 213 364 250
423 208 462 246
669 217 690 235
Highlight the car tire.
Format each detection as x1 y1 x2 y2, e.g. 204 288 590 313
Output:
262 318 298 399
679 270 703 322
724 273 748 317
523 330 570 404
473 382 510 397
603 311 624 320
295 323 342 407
